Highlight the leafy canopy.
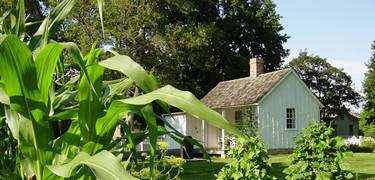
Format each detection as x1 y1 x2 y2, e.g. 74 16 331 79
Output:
361 41 375 136
289 51 361 122
47 0 289 98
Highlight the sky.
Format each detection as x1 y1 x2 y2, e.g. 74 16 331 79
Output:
272 0 375 96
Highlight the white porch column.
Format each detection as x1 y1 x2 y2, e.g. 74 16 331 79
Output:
202 120 205 148
221 109 226 158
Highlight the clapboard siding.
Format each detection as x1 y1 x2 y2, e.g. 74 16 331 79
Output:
257 72 320 149
164 114 186 149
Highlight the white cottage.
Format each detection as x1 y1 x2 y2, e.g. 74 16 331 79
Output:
164 58 323 156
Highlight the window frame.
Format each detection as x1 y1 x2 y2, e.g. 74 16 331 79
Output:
286 108 296 130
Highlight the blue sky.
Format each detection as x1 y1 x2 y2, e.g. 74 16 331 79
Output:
273 0 375 94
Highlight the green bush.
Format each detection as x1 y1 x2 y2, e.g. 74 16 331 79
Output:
283 122 353 180
347 144 373 153
130 142 186 179
216 137 276 180
361 137 375 152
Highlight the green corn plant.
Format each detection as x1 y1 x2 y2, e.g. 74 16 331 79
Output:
0 0 245 179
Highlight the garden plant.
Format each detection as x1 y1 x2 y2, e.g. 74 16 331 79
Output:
283 122 353 180
0 0 245 179
216 137 276 180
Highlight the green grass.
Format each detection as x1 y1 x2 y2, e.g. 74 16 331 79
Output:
180 153 375 179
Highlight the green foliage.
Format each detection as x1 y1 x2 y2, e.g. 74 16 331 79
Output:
347 144 373 153
362 41 375 127
359 118 375 136
47 0 289 99
289 51 361 123
0 0 245 179
283 122 353 180
130 142 186 179
0 116 18 175
216 137 276 180
361 137 375 152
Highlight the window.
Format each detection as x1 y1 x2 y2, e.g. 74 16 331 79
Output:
286 108 296 129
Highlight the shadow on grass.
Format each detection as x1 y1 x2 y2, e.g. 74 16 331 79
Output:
181 160 226 180
270 162 288 179
181 160 289 180
351 172 375 180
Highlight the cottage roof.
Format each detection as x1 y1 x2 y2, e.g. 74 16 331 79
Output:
201 68 291 109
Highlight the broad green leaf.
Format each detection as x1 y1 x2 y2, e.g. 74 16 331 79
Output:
0 35 53 179
35 42 64 106
107 78 134 97
316 171 332 180
118 120 138 158
94 101 143 149
53 91 77 109
60 42 97 96
99 54 170 116
99 55 158 93
54 120 81 161
119 85 244 138
78 48 104 143
15 0 25 38
0 85 9 105
4 105 20 140
140 105 157 176
47 150 137 180
51 108 78 121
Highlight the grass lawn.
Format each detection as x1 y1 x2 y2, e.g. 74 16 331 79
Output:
180 153 375 179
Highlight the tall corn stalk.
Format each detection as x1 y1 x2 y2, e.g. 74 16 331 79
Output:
0 0 245 179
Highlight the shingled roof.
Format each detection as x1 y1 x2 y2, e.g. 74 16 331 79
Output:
200 68 291 109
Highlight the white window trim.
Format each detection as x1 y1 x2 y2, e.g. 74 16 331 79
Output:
286 107 297 130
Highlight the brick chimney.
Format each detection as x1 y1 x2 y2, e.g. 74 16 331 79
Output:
249 58 264 78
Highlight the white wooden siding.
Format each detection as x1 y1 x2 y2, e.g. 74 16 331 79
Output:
257 73 320 149
164 114 186 149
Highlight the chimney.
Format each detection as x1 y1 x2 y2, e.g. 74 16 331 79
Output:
249 57 264 78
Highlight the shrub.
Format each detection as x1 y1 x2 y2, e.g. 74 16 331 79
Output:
216 137 276 180
347 144 373 153
130 141 186 179
283 122 353 179
361 137 375 152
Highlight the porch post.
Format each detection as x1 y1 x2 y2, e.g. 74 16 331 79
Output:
221 109 226 158
202 120 205 148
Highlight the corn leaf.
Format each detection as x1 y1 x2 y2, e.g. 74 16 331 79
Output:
78 48 104 143
98 55 158 93
140 105 157 176
29 0 78 51
47 150 136 179
61 42 98 96
97 0 105 36
119 85 244 138
0 35 53 179
35 42 64 106
4 105 20 140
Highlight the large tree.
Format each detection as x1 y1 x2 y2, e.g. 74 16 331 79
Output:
289 51 361 123
47 0 289 98
361 41 375 136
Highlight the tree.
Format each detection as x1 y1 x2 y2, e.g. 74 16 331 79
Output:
289 51 361 123
47 0 289 99
361 41 375 136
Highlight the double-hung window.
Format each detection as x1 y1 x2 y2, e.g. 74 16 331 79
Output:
286 108 296 129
